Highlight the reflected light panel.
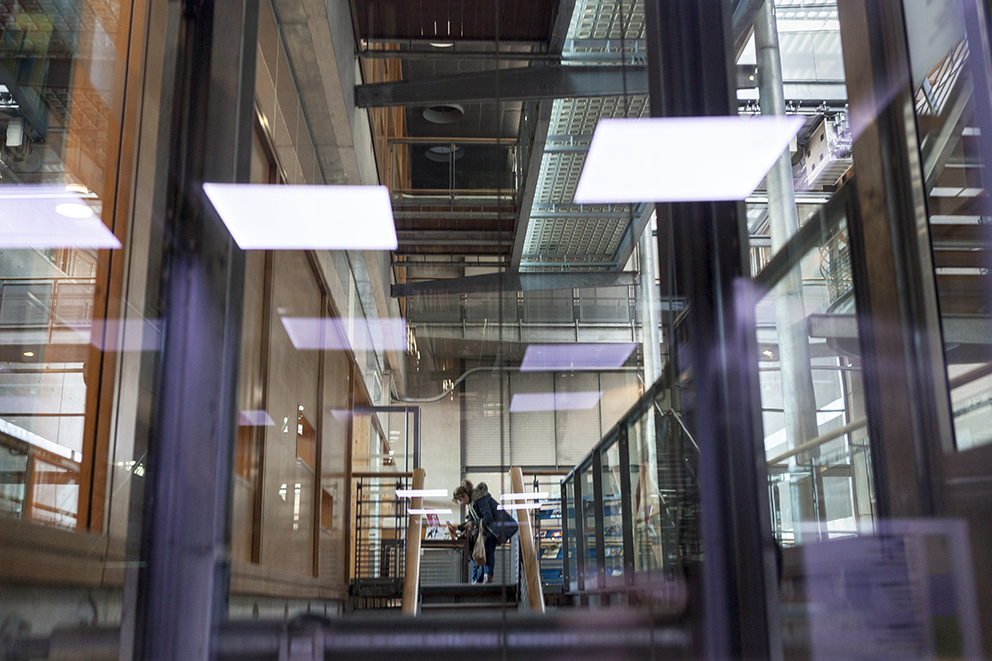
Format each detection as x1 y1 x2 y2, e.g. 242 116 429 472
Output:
203 183 397 250
239 410 275 426
396 489 448 498
521 343 635 371
281 317 407 352
574 116 806 203
500 492 550 500
509 391 602 412
0 185 120 248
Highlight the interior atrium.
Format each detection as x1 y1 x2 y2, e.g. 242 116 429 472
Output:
1 0 991 658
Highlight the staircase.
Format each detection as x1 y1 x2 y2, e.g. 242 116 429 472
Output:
419 583 519 611
417 537 521 612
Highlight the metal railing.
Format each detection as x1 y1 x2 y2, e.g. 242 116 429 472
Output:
352 473 411 607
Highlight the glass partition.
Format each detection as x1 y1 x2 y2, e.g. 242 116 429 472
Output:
601 438 624 583
755 198 876 546
901 0 992 452
578 461 597 587
561 383 698 598
564 478 576 591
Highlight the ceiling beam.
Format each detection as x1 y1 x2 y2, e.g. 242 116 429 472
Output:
356 64 759 108
391 271 638 297
356 66 648 107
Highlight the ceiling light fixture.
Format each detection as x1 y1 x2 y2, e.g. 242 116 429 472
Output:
422 104 464 125
408 508 453 515
574 115 805 203
203 183 397 250
498 503 542 510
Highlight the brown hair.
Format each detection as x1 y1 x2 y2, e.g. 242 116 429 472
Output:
452 479 474 503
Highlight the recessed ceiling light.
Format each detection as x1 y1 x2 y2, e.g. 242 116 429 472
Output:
423 104 464 124
22 351 34 357
521 343 635 371
55 203 94 219
203 183 397 250
429 41 454 48
0 185 120 248
574 115 805 203
509 391 603 412
425 145 464 162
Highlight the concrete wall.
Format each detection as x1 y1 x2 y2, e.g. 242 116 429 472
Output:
418 395 462 517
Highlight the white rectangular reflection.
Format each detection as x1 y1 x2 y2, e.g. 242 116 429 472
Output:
280 317 407 352
408 508 453 515
498 503 541 510
239 410 275 426
0 417 82 463
203 183 397 250
521 343 635 371
509 391 602 412
574 116 805 203
500 492 550 500
0 185 120 248
396 489 448 498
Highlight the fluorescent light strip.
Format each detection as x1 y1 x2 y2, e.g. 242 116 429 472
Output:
500 492 550 500
396 489 448 498
203 183 397 250
574 116 805 204
0 185 120 248
498 503 541 510
408 508 453 515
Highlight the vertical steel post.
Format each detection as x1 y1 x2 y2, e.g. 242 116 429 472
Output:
130 0 258 656
754 0 820 469
644 0 780 658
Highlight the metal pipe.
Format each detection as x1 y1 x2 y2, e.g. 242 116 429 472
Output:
766 418 868 465
755 0 820 465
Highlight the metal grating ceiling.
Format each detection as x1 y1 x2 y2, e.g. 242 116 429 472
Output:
568 0 646 41
525 216 627 259
518 0 652 271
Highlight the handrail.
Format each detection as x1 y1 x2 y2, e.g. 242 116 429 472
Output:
510 466 545 613
666 407 700 454
351 471 413 479
401 467 425 615
766 418 868 465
